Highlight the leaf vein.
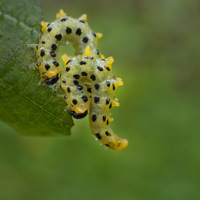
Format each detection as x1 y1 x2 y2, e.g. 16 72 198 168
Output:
0 10 40 34
33 109 43 123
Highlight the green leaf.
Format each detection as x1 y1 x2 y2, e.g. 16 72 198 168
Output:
0 0 74 136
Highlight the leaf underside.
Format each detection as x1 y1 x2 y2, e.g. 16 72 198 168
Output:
0 0 73 136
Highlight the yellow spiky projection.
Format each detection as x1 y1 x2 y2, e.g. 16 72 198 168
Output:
28 10 128 150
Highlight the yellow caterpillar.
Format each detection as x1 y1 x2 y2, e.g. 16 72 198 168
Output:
28 9 128 150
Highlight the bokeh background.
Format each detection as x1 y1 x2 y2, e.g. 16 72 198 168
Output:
0 0 200 199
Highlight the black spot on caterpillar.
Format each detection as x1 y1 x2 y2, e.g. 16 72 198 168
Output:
28 9 128 151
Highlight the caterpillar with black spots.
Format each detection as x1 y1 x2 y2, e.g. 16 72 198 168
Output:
27 9 128 150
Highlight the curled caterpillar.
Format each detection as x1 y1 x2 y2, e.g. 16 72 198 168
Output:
60 47 128 150
28 9 128 150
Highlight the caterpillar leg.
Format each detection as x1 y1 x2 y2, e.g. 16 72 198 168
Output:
24 44 38 48
25 44 43 86
53 94 65 98
25 44 38 70
63 106 68 112
27 63 37 70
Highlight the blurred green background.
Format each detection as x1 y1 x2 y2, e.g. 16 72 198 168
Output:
0 0 200 199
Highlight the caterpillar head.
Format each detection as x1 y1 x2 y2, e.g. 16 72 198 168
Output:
70 110 88 119
45 72 60 85
39 63 60 84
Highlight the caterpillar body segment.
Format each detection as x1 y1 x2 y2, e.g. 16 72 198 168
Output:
60 53 91 114
35 11 102 84
60 46 128 150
